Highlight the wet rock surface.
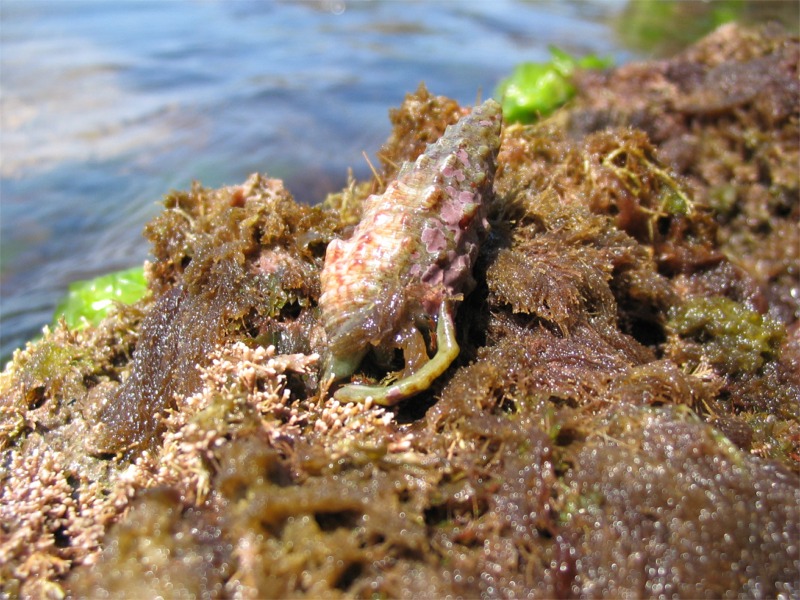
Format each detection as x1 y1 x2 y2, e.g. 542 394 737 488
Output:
1 23 798 599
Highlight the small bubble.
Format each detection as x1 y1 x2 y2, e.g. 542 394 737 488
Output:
327 0 346 15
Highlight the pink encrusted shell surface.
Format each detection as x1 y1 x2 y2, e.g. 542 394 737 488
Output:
319 99 502 402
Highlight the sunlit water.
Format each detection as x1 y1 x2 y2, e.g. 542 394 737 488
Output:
1 0 637 363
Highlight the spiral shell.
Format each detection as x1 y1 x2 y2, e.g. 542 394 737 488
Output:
319 99 502 403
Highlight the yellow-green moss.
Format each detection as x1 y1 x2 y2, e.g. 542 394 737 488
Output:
668 296 785 375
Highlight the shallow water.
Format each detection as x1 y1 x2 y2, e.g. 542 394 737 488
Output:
1 0 638 362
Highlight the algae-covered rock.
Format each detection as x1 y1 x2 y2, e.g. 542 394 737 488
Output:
558 405 799 598
567 22 800 323
89 175 338 456
1 23 798 599
68 488 231 598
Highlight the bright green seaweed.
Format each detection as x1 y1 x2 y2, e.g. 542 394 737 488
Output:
53 266 148 329
495 47 611 124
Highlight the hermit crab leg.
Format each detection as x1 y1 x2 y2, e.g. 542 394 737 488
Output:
333 300 460 405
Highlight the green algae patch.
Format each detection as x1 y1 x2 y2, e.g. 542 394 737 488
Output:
53 266 148 330
668 296 786 375
615 0 799 56
496 47 612 124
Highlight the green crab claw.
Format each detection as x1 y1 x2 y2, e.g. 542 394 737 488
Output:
334 300 460 406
